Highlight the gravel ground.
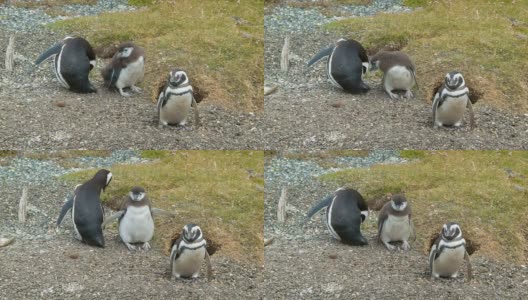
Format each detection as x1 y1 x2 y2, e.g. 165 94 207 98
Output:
0 154 262 299
0 8 263 150
264 2 528 150
264 153 528 299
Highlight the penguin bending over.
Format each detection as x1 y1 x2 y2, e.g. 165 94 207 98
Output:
156 69 200 127
370 51 417 100
33 36 97 93
170 224 211 279
432 71 475 129
429 222 472 280
307 38 370 94
101 186 154 251
305 187 369 246
377 194 413 251
56 169 112 247
101 42 145 97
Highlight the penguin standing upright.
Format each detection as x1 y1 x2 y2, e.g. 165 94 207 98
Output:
305 187 369 246
432 71 475 129
307 38 370 94
56 169 112 247
101 186 154 251
377 194 413 251
429 222 472 280
156 69 200 127
369 50 418 100
101 42 145 97
33 36 97 93
170 224 209 279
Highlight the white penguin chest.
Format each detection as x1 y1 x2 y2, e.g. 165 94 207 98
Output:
385 66 414 90
381 214 411 242
159 90 193 125
173 244 206 277
432 243 466 276
116 56 144 89
436 94 469 125
119 205 154 243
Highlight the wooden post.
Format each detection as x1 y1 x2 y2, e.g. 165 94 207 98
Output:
5 35 15 72
18 187 28 224
277 187 287 223
280 36 290 72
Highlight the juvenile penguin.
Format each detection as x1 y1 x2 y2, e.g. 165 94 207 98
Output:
305 187 369 246
33 36 97 93
377 194 412 251
307 38 370 94
170 224 209 279
370 51 417 100
56 169 112 247
156 69 200 127
101 42 145 97
429 222 472 280
432 71 475 129
102 187 154 251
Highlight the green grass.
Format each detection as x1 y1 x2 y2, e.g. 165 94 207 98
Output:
48 0 264 112
326 0 528 113
320 151 528 264
60 151 264 263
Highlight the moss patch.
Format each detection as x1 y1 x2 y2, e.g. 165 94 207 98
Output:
326 0 528 113
320 151 528 264
48 0 264 112
60 151 264 264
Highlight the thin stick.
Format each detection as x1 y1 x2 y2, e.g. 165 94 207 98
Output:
204 251 213 282
18 187 28 224
264 237 274 246
264 85 278 96
280 36 290 72
277 187 287 223
5 35 15 72
467 100 476 130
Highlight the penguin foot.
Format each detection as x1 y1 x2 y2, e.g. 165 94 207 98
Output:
450 272 459 279
125 242 137 251
191 273 200 279
404 90 414 99
401 241 411 251
388 92 399 100
141 242 151 251
131 86 142 93
118 88 131 97
454 121 463 127
383 241 396 251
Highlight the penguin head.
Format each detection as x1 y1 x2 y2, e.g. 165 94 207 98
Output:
168 69 189 87
92 169 112 191
182 224 203 243
390 194 408 212
117 46 134 59
441 222 462 241
445 71 465 90
129 186 146 202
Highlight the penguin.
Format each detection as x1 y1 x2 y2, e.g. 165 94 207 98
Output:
369 50 418 100
101 187 154 251
33 36 97 93
307 38 370 94
156 69 200 127
377 194 413 251
101 42 145 97
170 224 209 279
56 169 112 247
429 222 472 280
432 71 475 129
305 187 369 246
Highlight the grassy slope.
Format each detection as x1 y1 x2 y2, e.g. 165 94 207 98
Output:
48 0 264 112
326 0 528 113
319 151 528 264
61 151 264 264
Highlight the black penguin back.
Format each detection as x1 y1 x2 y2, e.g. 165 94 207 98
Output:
59 37 97 93
329 188 368 245
330 39 370 94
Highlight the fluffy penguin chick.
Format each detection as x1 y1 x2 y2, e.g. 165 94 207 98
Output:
170 224 208 279
101 42 145 97
370 50 417 100
377 194 412 251
117 187 154 251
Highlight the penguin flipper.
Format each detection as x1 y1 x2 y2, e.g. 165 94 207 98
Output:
204 250 213 282
464 250 472 281
34 42 64 66
56 194 74 226
101 210 125 229
304 195 333 223
191 96 201 126
429 248 437 279
466 99 476 130
306 45 335 67
431 92 441 128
